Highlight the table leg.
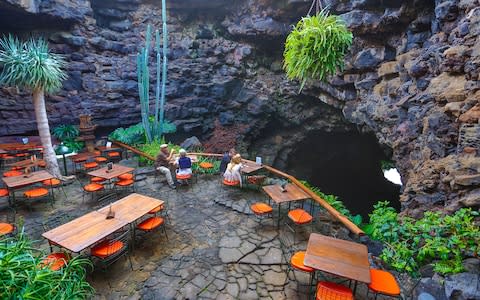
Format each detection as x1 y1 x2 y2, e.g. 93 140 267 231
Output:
353 280 358 295
277 203 281 229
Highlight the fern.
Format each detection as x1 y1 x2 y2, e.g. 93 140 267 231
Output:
283 9 353 90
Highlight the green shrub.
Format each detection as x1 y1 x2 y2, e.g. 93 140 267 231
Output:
0 232 93 299
109 119 176 146
52 124 84 153
138 137 180 166
368 201 479 276
283 9 353 90
301 181 363 226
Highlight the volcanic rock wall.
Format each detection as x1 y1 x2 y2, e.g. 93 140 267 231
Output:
0 0 478 216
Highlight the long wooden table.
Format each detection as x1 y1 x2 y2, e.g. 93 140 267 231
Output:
42 211 128 253
241 160 264 174
42 193 163 253
2 170 54 205
87 164 135 180
7 158 45 168
97 193 164 223
304 233 371 291
262 184 310 227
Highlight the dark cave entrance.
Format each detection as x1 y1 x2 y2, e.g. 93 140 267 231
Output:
286 130 401 219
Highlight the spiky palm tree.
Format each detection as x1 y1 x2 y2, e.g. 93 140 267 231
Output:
0 35 67 178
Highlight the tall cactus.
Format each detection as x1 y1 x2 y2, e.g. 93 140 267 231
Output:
137 0 168 142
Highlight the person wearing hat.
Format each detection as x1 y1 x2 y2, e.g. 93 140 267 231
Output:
155 144 176 189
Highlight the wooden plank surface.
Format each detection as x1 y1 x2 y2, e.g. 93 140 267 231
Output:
42 211 127 253
7 158 45 168
2 170 54 188
262 184 309 204
304 233 371 283
0 143 41 151
87 164 135 180
241 160 264 174
69 152 99 163
97 193 164 223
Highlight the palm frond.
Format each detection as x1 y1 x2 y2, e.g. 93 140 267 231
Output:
0 35 67 93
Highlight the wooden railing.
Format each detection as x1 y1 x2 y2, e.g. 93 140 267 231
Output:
113 141 364 236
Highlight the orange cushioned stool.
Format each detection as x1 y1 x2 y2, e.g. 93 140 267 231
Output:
251 202 273 215
199 162 213 169
115 179 134 187
0 223 14 236
118 173 134 180
107 151 120 157
83 162 98 170
24 188 49 198
136 216 168 240
288 208 313 224
0 188 9 197
41 253 69 271
223 179 240 186
90 176 105 183
316 281 353 300
368 268 401 299
148 204 164 214
3 170 22 177
95 157 108 163
83 183 104 202
42 178 61 186
91 240 124 259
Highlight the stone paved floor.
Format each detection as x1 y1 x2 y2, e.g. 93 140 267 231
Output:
1 160 370 300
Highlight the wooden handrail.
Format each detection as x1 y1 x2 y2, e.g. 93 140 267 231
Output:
112 141 364 236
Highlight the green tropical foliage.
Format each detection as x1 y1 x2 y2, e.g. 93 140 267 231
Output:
368 201 479 276
109 119 176 146
138 137 180 166
0 232 93 299
283 10 353 90
301 181 363 225
0 35 67 93
52 124 84 153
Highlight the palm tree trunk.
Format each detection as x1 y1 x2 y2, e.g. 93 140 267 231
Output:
33 88 62 178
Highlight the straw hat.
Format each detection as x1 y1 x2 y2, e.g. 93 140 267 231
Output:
160 144 168 149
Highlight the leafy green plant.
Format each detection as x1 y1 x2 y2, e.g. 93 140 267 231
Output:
301 181 363 226
368 201 480 276
380 160 396 170
52 124 84 152
283 9 353 90
109 119 176 146
0 232 93 299
52 125 79 141
0 35 67 177
137 137 180 166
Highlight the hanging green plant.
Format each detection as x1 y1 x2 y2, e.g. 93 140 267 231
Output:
283 9 353 90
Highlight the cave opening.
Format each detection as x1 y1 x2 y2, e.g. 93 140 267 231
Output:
286 130 401 219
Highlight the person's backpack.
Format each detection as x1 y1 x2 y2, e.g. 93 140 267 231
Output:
178 156 192 169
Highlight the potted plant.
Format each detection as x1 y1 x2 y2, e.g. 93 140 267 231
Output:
283 4 353 91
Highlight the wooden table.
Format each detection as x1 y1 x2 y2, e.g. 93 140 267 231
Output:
241 160 264 174
304 233 371 292
69 152 98 163
0 143 41 151
87 164 135 180
7 158 45 168
42 193 163 253
97 193 164 223
42 211 128 253
262 184 310 227
2 170 54 205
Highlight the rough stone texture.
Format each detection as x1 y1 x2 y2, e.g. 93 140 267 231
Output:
0 0 479 217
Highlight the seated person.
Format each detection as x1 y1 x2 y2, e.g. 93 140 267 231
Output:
155 144 176 189
175 149 192 176
223 154 243 187
219 148 236 175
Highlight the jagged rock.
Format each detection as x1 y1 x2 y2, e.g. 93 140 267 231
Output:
444 273 480 299
427 73 467 102
180 136 202 150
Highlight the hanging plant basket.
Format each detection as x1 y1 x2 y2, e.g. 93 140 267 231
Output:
283 9 353 90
